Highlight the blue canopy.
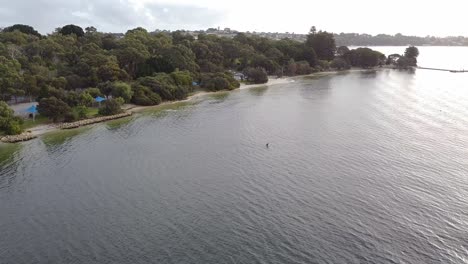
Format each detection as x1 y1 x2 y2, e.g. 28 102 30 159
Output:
95 96 106 103
25 105 38 114
192 82 199 86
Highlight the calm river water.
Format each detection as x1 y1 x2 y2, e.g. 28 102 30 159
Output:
1 47 468 264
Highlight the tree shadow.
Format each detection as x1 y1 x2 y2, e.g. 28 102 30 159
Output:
248 86 269 96
42 127 91 147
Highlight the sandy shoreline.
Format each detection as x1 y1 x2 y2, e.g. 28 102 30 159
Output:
22 80 287 137
16 69 381 139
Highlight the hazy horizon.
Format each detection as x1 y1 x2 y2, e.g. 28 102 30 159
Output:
1 0 468 37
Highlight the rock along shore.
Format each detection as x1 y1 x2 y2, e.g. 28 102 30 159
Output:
1 112 133 143
1 132 37 143
59 112 133 129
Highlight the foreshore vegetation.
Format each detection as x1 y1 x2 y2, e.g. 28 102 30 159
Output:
0 24 418 135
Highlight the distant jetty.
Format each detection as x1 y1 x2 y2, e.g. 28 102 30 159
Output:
417 67 468 73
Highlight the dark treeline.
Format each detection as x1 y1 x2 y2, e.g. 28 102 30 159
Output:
335 33 468 46
0 24 416 135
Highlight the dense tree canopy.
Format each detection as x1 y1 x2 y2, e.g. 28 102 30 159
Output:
3 24 41 37
343 48 384 68
244 67 268 84
0 24 395 123
37 97 72 122
306 30 336 61
98 99 123 115
59 25 85 37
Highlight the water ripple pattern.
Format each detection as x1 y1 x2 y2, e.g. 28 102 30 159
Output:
1 67 468 263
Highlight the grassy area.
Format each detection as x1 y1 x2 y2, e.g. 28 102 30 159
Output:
86 107 99 118
21 115 50 131
19 107 99 132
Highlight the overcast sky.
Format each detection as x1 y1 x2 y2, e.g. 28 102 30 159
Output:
0 0 467 36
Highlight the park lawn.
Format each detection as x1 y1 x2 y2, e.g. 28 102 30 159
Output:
18 107 100 132
21 115 50 131
86 107 99 118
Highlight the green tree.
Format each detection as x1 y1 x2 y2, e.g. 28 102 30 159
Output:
296 61 314 75
111 82 133 103
98 99 123 116
404 46 419 59
79 92 94 106
84 88 102 98
171 71 193 87
200 72 240 91
330 57 350 70
98 81 114 97
404 46 419 66
37 97 72 122
300 46 318 67
3 24 41 37
97 59 121 82
0 101 23 135
306 31 336 61
344 48 382 68
397 56 412 69
244 67 268 84
337 46 350 56
59 25 85 37
131 85 162 106
0 56 23 101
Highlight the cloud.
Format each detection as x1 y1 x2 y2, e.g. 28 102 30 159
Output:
1 0 467 36
0 0 225 34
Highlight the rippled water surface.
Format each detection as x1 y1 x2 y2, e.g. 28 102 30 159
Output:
2 53 468 263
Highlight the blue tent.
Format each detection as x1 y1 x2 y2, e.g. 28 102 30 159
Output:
192 81 199 86
25 105 38 114
25 105 38 121
95 96 106 103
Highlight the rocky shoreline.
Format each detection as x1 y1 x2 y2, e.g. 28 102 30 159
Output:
1 112 133 143
1 132 37 143
59 112 133 129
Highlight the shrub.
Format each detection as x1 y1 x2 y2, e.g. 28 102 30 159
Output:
111 82 133 103
330 57 351 70
131 85 162 106
98 99 123 116
84 88 102 98
317 60 330 71
4 120 22 135
296 61 314 75
200 72 240 91
75 106 88 119
37 97 72 122
79 92 94 106
244 67 268 84
138 73 191 101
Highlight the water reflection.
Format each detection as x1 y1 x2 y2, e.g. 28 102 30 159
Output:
141 101 194 117
104 116 134 130
2 68 468 264
42 127 91 147
248 86 269 96
0 143 21 166
359 70 378 78
207 91 230 103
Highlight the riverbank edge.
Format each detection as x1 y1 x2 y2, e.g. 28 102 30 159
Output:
1 68 383 143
